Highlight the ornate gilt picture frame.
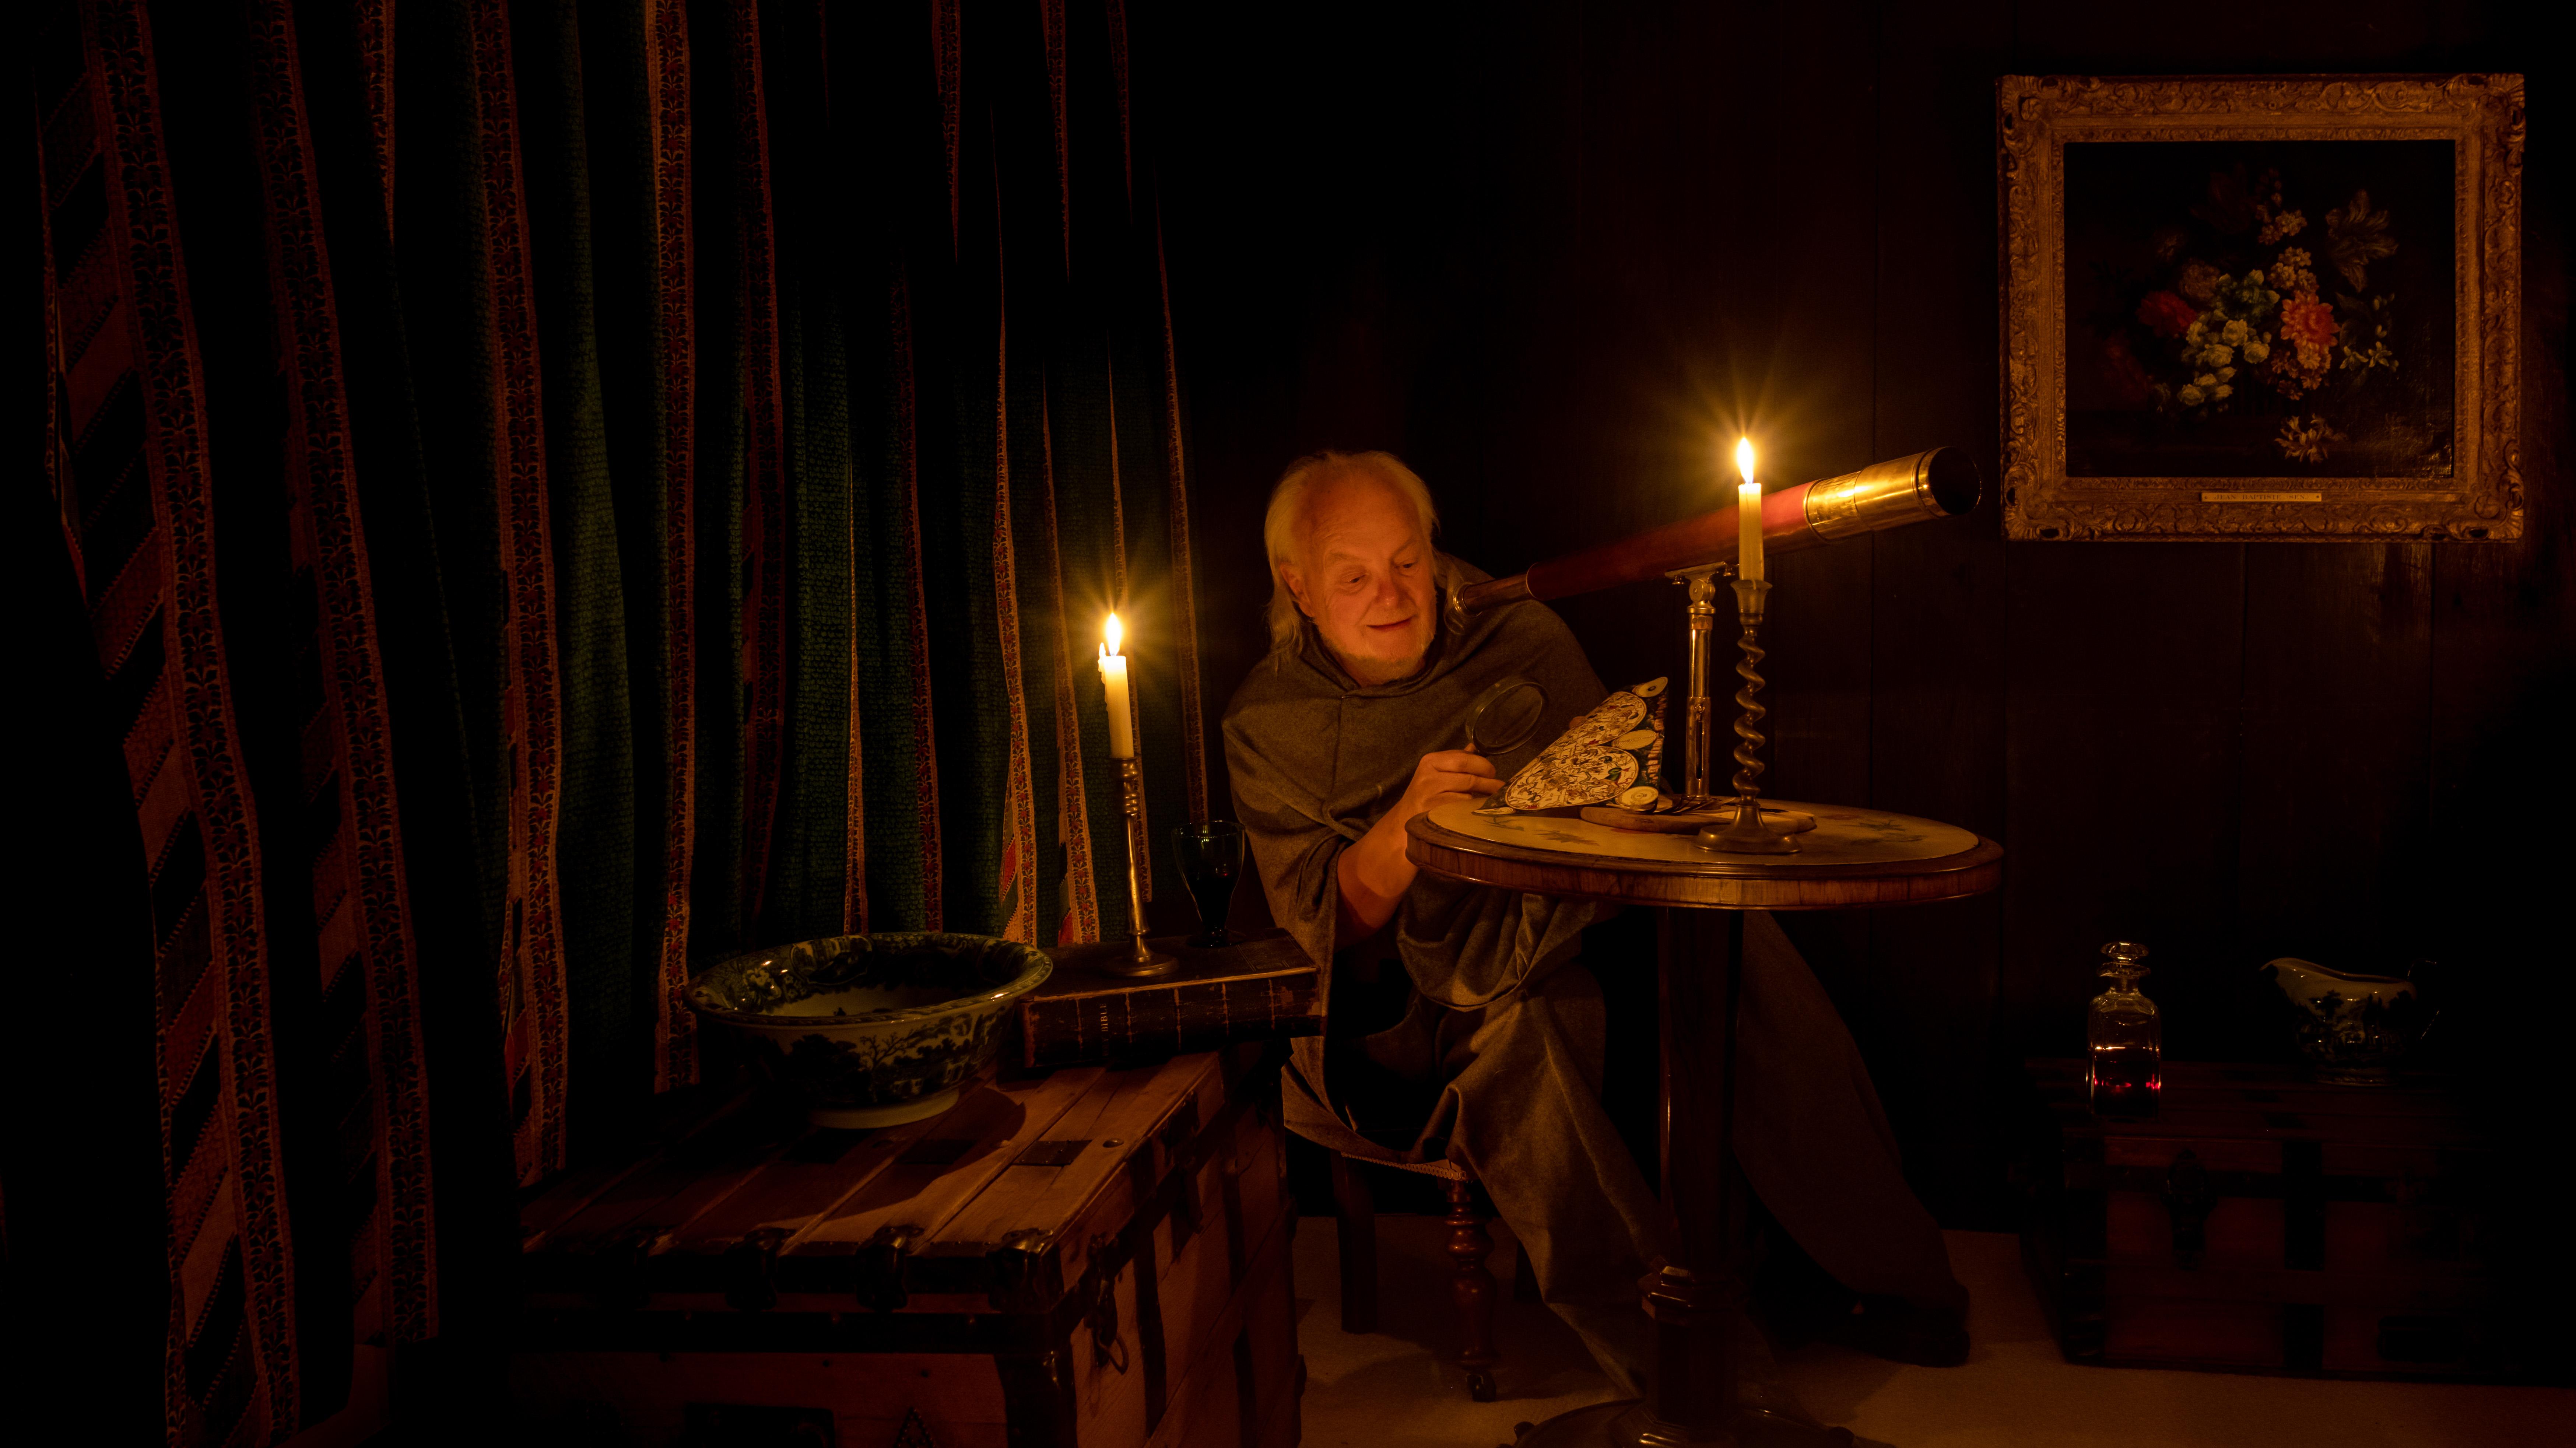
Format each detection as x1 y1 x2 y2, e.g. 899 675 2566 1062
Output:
1998 74 2523 541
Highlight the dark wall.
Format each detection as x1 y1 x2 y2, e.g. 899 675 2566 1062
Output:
1151 0 2570 1228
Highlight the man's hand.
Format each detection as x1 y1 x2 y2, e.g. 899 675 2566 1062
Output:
1334 749 1501 944
1397 748 1502 820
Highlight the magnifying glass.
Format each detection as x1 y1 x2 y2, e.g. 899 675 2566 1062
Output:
1463 676 1548 756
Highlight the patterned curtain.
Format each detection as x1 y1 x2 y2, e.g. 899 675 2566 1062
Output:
14 0 1208 1441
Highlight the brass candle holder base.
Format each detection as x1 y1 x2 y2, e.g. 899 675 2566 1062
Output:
1695 576 1799 856
1669 567 1724 812
1699 795 1800 855
1099 756 1178 978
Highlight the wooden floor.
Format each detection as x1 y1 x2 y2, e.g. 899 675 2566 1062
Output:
1290 1216 2572 1448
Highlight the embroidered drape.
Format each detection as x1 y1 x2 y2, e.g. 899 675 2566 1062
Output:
17 0 1206 1441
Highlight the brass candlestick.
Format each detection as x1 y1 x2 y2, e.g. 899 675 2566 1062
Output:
1670 565 1724 811
1100 757 1179 977
1697 576 1799 854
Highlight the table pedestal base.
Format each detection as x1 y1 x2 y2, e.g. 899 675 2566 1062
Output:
1514 908 1870 1448
1404 806 1994 1448
1515 1400 1859 1448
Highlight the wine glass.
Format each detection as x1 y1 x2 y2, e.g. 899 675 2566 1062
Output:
1171 821 1246 949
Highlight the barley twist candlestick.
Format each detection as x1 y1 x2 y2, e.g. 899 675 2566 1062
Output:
1728 587 1770 793
1697 576 1799 855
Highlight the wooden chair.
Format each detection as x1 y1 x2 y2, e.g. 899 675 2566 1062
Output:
1325 1151 1537 1402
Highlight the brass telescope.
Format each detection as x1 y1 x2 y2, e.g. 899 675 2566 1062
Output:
1449 447 1981 616
1446 447 1980 834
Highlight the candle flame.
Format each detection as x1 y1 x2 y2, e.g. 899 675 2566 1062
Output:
1103 611 1123 656
1735 437 1756 485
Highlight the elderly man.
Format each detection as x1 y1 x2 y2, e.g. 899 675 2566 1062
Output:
1221 450 1968 1403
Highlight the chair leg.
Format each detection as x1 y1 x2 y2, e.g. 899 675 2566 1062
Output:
1444 1178 1500 1402
1329 1152 1379 1334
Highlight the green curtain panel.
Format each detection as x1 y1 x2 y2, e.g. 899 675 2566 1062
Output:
17 0 1212 1442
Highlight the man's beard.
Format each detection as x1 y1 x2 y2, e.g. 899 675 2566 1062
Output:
1338 627 1438 687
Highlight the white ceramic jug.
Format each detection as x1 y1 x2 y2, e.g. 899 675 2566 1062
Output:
2260 957 2432 1085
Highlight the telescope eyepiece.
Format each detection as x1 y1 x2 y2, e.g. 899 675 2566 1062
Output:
1922 448 1981 517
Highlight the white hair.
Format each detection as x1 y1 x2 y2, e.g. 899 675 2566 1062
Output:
1262 450 1445 653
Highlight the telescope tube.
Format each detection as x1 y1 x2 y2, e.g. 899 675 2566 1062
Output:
1452 447 1980 614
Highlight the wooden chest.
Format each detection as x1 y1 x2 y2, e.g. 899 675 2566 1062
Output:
2019 1059 2515 1381
513 1046 1298 1447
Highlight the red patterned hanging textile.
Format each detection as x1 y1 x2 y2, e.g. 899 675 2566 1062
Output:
52 1 299 1437
461 0 571 1184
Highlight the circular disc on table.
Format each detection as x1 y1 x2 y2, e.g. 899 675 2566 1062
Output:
1407 798 2002 911
1577 803 1817 835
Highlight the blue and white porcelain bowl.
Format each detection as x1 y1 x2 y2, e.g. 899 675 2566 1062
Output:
686 932 1052 1127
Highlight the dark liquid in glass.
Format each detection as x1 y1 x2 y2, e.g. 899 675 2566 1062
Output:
1184 865 1238 947
2089 1045 2161 1118
1173 821 1246 949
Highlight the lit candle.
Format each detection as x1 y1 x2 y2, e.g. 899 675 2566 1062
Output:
1735 438 1763 582
1098 613 1136 758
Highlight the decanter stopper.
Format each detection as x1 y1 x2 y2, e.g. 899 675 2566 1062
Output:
2087 940 2162 1117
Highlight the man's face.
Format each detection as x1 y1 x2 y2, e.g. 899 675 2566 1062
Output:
1281 474 1437 686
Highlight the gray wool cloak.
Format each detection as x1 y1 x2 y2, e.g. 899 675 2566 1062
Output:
1220 558 1615 1172
1222 554 1965 1379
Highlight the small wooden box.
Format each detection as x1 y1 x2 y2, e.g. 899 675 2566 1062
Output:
1023 929 1320 1070
513 1046 1298 1447
2019 1059 2516 1381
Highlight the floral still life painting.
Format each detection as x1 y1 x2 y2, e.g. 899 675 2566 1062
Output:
1998 75 2523 541
2065 141 2451 477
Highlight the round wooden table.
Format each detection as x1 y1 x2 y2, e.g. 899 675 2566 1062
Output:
1407 800 2003 1448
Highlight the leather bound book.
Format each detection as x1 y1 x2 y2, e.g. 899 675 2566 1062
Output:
1022 929 1322 1069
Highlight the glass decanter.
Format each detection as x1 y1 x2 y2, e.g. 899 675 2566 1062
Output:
2087 940 2162 1118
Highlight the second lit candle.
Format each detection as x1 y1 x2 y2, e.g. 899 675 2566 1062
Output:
1735 437 1763 582
1098 612 1136 758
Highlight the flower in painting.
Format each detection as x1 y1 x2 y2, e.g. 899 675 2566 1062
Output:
2098 333 2157 405
2338 294 2400 376
2323 191 2396 290
2269 247 2317 295
2264 348 2320 400
2137 290 2198 339
2257 208 2308 245
2280 292 2336 360
2191 164 2260 234
2177 260 2225 305
2104 164 2400 442
2217 271 2280 319
2275 414 2343 464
